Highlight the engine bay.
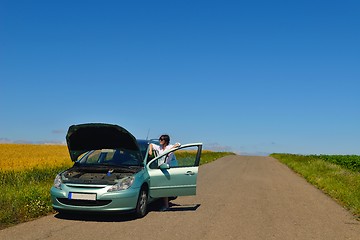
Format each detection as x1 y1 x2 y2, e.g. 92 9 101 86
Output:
61 166 139 185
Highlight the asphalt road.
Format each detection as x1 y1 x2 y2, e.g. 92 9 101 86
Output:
1 155 359 240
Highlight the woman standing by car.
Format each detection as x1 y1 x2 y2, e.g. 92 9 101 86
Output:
148 134 181 210
148 134 180 166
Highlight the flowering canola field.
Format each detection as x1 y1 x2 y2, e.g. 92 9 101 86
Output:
0 144 72 171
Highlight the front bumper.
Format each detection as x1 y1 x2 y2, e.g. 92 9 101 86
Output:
50 184 140 213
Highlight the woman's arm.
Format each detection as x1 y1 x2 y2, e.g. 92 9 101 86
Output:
148 143 154 156
171 142 181 149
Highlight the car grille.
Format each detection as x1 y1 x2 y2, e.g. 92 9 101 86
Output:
65 184 106 189
57 198 112 206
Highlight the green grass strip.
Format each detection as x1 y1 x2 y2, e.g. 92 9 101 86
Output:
200 151 235 165
271 153 360 219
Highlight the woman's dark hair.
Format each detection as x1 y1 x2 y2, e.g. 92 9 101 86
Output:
159 134 170 145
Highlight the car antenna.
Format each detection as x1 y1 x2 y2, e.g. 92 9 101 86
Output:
146 128 150 140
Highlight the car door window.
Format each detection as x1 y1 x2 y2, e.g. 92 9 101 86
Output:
148 144 202 169
175 146 200 167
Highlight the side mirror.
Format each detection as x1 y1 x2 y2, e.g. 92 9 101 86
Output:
159 163 170 170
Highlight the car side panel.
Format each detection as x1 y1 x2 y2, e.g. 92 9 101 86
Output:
148 166 198 198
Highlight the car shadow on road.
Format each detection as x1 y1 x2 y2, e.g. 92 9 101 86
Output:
165 203 201 212
53 200 201 222
54 211 138 222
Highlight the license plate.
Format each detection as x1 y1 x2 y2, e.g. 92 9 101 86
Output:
68 193 96 201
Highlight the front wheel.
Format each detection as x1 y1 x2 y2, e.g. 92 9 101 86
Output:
135 188 148 218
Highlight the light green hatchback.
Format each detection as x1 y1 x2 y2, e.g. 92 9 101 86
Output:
50 123 202 218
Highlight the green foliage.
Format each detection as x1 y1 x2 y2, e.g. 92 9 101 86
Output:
0 166 68 229
270 153 360 218
310 155 360 171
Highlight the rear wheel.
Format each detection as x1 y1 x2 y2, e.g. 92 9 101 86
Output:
135 188 148 218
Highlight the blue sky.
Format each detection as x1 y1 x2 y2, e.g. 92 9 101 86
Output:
1 0 359 155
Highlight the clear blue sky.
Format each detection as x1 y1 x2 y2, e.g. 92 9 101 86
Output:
1 0 359 155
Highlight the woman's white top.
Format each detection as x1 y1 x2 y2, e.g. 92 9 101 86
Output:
151 143 178 167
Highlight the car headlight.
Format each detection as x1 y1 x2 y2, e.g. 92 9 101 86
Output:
108 176 135 192
53 174 62 189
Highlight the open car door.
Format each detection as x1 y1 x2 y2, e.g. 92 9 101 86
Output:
146 143 202 198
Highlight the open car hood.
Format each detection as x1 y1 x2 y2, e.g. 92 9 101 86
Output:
66 123 140 161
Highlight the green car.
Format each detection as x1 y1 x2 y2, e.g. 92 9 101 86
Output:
50 123 202 218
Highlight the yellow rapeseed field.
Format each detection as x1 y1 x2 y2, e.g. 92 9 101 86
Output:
0 144 72 171
0 144 234 171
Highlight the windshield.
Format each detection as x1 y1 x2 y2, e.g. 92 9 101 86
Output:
136 139 159 160
77 148 143 167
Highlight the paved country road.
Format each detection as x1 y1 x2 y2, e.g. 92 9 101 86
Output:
1 155 359 240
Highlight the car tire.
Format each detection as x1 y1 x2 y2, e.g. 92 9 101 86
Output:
135 187 148 218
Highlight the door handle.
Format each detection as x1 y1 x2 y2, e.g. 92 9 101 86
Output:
185 171 195 176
